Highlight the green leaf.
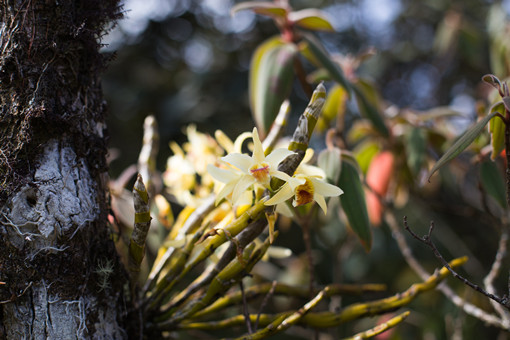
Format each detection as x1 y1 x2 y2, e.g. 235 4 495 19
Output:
317 84 347 131
488 102 506 160
231 2 288 19
249 37 297 136
300 34 351 95
480 160 507 209
354 141 380 174
288 9 335 32
352 80 390 137
318 147 341 184
428 111 498 181
338 159 372 251
406 127 427 175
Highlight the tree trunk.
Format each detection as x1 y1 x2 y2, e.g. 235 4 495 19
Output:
0 1 128 338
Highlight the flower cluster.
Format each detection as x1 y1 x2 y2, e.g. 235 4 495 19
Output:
208 127 343 214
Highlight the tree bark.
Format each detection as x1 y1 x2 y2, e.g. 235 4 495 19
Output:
0 1 128 338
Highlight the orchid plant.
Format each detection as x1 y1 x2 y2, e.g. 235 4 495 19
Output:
105 1 502 338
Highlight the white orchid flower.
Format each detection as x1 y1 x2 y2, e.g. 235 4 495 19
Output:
265 165 343 214
207 127 296 205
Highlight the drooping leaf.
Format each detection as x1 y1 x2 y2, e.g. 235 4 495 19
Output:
482 74 503 92
352 80 390 137
249 36 297 136
406 127 427 175
231 2 288 19
318 147 342 184
428 111 498 181
300 33 352 95
288 9 335 32
488 102 506 160
480 160 507 209
338 158 372 251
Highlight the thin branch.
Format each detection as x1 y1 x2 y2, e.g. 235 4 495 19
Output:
483 227 510 325
255 281 277 331
404 217 510 309
240 280 253 334
388 211 509 329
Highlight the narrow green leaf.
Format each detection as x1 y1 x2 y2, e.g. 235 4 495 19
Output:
338 159 372 251
288 9 335 32
428 112 498 181
406 127 426 175
480 160 507 209
231 2 288 19
352 80 390 137
249 37 297 136
300 34 351 95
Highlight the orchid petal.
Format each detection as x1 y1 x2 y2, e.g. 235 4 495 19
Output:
266 148 295 166
271 170 304 188
298 163 326 178
275 201 294 217
222 153 253 172
314 194 328 214
214 130 235 154
216 181 237 205
310 178 343 197
232 175 255 204
265 183 294 206
233 131 253 153
207 164 240 183
252 128 266 163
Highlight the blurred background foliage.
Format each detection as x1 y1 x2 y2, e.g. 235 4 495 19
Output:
102 0 510 338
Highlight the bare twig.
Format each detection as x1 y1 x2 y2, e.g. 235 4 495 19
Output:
483 227 510 325
254 280 277 331
240 280 253 334
386 212 509 329
404 217 510 309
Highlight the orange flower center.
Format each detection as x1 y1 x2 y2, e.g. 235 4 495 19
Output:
294 179 314 206
250 163 270 183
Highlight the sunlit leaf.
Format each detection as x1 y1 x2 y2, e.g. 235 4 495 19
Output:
338 158 372 251
352 80 390 137
354 141 380 174
231 2 288 19
300 33 351 94
406 127 426 175
488 102 506 160
428 111 498 181
249 36 297 136
288 9 335 32
480 160 507 209
317 84 347 132
306 68 331 83
318 147 341 184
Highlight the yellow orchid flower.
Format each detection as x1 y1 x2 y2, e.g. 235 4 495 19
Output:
265 164 343 214
207 127 296 205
